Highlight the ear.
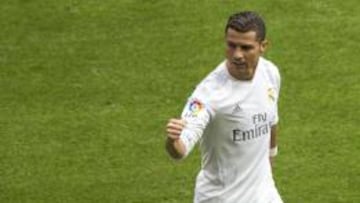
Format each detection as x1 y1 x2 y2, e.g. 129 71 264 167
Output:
260 39 268 54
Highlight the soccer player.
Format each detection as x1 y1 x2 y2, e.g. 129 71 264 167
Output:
165 11 283 203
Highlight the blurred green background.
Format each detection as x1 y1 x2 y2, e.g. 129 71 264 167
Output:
0 0 359 202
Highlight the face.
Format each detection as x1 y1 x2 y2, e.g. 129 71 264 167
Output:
225 28 267 80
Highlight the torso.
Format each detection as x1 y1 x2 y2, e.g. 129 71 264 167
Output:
192 57 281 203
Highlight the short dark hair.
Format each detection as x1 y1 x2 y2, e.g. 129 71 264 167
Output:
225 11 266 42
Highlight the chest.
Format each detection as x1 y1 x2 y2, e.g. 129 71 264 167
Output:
217 77 275 123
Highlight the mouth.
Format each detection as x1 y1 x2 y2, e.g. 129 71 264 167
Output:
232 61 247 69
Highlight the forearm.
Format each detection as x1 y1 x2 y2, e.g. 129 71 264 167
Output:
165 98 212 160
270 125 278 149
270 125 279 168
165 138 186 160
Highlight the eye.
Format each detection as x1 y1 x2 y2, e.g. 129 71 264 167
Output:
241 45 253 51
226 42 237 50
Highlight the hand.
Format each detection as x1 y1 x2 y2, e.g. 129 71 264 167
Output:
166 118 186 140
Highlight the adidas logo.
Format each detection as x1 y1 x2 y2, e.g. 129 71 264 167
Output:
232 104 242 114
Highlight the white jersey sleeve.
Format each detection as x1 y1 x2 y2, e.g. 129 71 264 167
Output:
179 83 216 157
274 72 281 126
266 61 281 126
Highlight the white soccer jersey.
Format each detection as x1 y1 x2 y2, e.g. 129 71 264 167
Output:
179 57 283 203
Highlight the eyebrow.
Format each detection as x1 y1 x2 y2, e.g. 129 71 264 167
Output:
227 41 254 49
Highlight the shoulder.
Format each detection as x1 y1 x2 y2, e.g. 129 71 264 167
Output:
190 61 228 105
193 61 227 94
260 57 281 85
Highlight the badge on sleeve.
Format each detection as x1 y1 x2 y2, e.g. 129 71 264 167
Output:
184 99 204 118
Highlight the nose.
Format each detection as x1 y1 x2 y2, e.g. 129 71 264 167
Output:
233 49 244 61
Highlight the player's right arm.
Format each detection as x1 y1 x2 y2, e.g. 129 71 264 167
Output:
165 119 187 159
165 98 214 160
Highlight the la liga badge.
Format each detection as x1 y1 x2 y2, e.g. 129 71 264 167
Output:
188 99 204 117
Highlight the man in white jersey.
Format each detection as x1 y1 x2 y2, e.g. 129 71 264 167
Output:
165 11 283 203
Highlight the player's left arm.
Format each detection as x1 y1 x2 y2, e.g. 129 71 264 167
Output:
270 64 281 168
270 125 278 167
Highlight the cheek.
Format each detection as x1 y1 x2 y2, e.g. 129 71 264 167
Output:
246 52 258 62
225 49 233 58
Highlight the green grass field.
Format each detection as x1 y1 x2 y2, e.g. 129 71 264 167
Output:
1 0 359 202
